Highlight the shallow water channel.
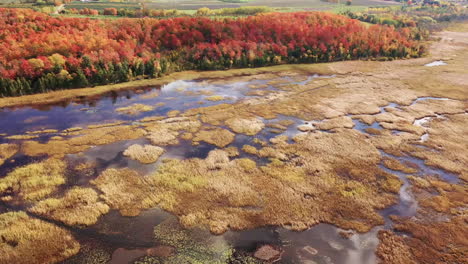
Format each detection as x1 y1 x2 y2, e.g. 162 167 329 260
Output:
0 75 460 264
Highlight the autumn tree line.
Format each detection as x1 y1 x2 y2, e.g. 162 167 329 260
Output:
0 8 425 97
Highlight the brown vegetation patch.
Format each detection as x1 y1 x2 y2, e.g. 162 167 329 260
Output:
313 116 355 130
147 129 179 146
144 116 202 146
0 144 18 166
205 95 226 102
0 159 66 202
377 230 418 264
378 216 468 264
410 177 467 215
5 134 38 140
193 128 235 148
91 168 158 217
123 144 165 164
225 117 265 135
127 129 401 234
382 157 418 174
0 211 80 264
29 187 110 226
409 113 468 181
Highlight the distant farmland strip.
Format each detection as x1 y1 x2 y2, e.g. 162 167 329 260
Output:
65 1 141 11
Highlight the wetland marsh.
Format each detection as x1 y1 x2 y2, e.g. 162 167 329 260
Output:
1 23 467 264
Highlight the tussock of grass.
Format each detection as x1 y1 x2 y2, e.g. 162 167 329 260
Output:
5 134 38 140
205 149 230 170
193 128 235 148
223 146 239 157
260 159 305 182
314 116 355 130
382 157 418 174
150 159 207 193
205 95 226 102
91 168 158 217
0 159 66 202
167 110 180 117
0 143 18 166
146 128 179 146
0 211 80 264
29 187 110 226
116 104 154 115
86 121 125 129
123 144 165 164
242 144 258 155
225 117 265 136
144 117 202 146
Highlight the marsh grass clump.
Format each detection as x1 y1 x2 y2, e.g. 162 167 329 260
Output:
205 149 230 170
5 134 38 140
193 128 235 148
0 211 80 264
27 129 59 135
143 117 202 145
29 187 110 226
313 116 355 130
205 95 226 102
0 159 66 202
147 129 179 146
260 159 305 182
116 104 154 115
167 110 180 117
91 168 159 217
382 157 418 174
224 146 239 157
0 143 18 166
377 216 468 264
123 144 165 164
225 117 265 136
241 145 258 155
150 159 207 193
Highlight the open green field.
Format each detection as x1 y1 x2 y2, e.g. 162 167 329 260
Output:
65 1 141 11
144 0 400 10
62 0 400 13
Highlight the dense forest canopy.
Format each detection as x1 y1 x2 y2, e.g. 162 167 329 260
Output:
0 8 423 96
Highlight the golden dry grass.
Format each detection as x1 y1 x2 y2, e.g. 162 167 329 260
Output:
382 157 418 174
123 144 165 164
225 117 265 136
0 159 66 202
205 95 226 102
29 187 110 226
146 128 179 146
0 144 18 166
5 134 38 140
91 168 159 217
0 211 80 264
193 128 235 148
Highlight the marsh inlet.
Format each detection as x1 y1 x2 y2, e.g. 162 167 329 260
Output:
0 75 325 136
